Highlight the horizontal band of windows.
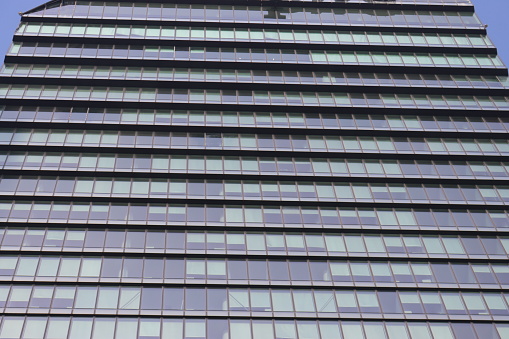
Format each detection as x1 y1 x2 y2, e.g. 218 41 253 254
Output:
25 0 475 12
8 43 504 69
2 107 509 134
25 2 481 29
0 284 508 318
1 255 509 288
3 152 509 181
0 201 508 230
20 19 488 45
8 146 505 166
0 316 505 339
15 22 493 49
21 35 490 58
283 0 474 5
0 276 504 292
2 129 509 157
2 227 509 258
5 197 503 211
0 79 509 105
7 77 507 102
7 59 505 81
2 176 509 206
3 64 507 91
2 85 508 111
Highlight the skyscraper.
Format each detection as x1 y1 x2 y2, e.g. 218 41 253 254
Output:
0 0 508 337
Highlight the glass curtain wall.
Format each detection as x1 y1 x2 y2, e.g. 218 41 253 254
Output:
0 0 508 338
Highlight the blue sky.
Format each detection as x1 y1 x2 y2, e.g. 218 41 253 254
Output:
0 0 508 65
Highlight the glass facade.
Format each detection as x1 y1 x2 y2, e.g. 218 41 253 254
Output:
0 0 508 338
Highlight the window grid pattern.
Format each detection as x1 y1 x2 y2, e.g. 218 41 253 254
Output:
1 0 508 332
